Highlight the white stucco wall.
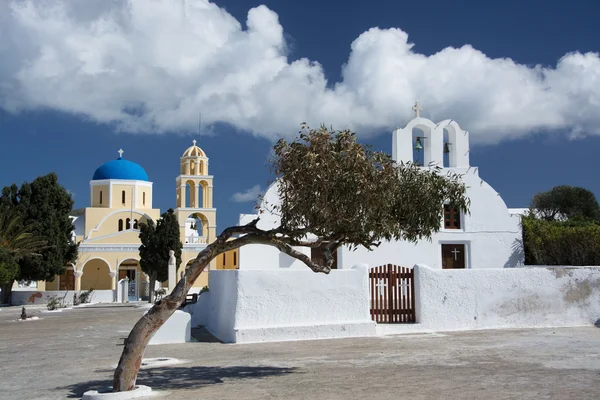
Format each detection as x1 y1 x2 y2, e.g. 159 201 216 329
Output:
414 265 600 331
11 289 114 306
206 270 239 343
206 268 376 343
184 291 211 328
238 210 312 270
149 309 191 345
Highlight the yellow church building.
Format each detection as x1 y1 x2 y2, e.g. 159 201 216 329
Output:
37 141 238 303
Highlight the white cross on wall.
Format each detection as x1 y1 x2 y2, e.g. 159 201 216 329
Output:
451 247 461 260
412 101 423 118
375 279 387 296
118 149 124 158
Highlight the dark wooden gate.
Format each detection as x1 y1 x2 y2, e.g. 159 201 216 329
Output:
369 264 415 323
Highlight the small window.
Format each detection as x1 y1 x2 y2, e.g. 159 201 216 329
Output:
233 251 237 266
311 247 338 269
118 219 124 231
99 191 103 205
133 219 138 229
142 192 146 206
443 205 461 229
126 218 131 229
222 253 226 266
122 190 126 204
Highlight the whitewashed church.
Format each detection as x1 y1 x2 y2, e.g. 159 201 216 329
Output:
238 104 524 271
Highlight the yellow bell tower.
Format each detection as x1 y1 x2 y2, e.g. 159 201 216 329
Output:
175 140 216 287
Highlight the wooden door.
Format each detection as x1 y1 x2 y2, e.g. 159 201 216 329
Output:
59 269 75 290
441 244 466 269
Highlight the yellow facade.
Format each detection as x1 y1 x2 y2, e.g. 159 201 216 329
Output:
42 142 217 301
215 249 239 270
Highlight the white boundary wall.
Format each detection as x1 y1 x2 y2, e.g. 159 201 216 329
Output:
415 265 600 331
205 268 376 343
11 289 114 306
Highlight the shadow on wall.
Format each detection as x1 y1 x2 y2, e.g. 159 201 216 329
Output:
504 239 525 268
279 252 295 268
58 365 297 398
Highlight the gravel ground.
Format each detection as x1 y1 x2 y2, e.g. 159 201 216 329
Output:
0 305 599 400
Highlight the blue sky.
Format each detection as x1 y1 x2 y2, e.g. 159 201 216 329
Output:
0 0 599 229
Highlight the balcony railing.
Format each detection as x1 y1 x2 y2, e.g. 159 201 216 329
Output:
185 236 207 244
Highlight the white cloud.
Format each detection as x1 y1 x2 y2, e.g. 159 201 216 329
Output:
231 184 262 203
1 0 599 145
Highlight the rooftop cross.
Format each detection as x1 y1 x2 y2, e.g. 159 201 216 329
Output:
192 139 197 146
412 101 423 118
118 149 124 158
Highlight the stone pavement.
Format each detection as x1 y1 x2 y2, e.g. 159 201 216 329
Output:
0 305 599 399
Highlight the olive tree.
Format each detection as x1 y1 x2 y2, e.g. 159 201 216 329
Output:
113 125 470 391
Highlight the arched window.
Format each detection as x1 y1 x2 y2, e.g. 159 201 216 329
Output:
118 219 124 231
122 190 126 204
99 191 103 205
142 192 146 206
126 218 131 229
133 219 138 229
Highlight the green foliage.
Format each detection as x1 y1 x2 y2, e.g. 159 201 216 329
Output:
523 185 600 265
139 209 182 298
73 288 95 305
0 173 77 282
522 215 600 265
46 292 69 311
531 185 600 221
271 125 470 250
0 247 19 286
0 205 47 285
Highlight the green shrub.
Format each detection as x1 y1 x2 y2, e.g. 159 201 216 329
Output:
523 216 600 265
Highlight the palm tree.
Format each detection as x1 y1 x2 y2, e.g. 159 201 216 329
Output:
0 206 47 303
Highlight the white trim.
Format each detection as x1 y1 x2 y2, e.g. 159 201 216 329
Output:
438 240 471 269
117 257 140 269
85 209 153 239
79 245 141 252
84 228 140 243
177 175 214 180
177 208 216 212
80 257 114 272
90 179 153 187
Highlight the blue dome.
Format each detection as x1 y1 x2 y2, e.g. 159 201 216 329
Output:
92 157 149 181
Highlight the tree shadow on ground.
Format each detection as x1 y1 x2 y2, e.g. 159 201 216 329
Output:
58 365 298 398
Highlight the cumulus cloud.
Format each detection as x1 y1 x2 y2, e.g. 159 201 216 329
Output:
1 0 599 145
231 184 262 203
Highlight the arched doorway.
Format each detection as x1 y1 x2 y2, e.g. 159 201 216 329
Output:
118 259 143 301
81 259 112 290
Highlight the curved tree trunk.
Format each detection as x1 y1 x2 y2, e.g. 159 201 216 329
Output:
112 218 332 392
113 250 212 392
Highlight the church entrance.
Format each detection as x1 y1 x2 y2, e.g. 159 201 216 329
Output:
441 244 466 269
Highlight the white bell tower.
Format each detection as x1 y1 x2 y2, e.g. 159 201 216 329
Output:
392 102 470 169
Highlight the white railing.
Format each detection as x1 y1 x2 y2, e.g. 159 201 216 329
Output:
185 236 207 244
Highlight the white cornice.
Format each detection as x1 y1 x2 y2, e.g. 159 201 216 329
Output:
90 179 153 187
79 244 141 253
176 175 213 180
